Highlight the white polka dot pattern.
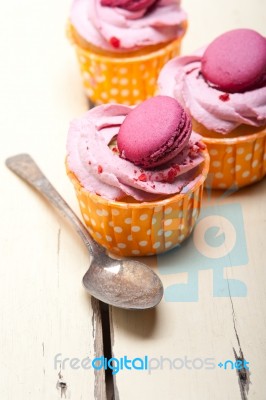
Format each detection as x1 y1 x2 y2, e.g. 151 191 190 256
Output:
73 35 183 105
204 128 266 189
67 154 208 257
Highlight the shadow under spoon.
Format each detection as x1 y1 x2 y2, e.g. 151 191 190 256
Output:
6 154 163 309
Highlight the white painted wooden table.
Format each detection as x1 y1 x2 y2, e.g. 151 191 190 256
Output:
0 1 265 399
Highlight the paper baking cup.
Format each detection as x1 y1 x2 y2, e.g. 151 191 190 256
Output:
203 128 266 189
67 23 185 105
66 153 209 257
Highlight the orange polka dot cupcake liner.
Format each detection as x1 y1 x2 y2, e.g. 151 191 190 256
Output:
67 22 184 105
203 129 266 189
66 153 209 257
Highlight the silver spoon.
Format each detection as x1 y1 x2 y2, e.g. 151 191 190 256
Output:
6 154 163 309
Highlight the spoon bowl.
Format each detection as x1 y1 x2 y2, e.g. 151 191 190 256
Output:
6 154 163 309
83 254 163 309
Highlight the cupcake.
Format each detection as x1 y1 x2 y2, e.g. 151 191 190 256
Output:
158 29 266 189
66 96 209 257
67 0 187 105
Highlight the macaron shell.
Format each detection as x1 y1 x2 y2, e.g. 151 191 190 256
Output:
117 96 192 168
201 29 266 93
100 0 157 11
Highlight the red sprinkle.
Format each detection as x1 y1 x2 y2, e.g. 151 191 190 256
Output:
88 161 91 165
112 147 118 152
152 184 156 189
167 168 177 182
110 36 120 48
196 141 206 150
219 93 230 102
98 165 103 174
173 164 180 172
138 173 147 182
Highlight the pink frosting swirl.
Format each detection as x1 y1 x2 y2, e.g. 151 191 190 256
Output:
158 49 266 134
67 104 206 201
70 0 187 52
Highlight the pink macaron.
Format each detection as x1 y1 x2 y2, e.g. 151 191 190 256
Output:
201 29 266 93
117 96 192 168
100 0 157 11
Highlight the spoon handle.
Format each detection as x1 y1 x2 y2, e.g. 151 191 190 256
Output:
5 153 104 256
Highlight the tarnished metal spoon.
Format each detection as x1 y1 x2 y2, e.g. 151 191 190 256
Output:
6 154 163 309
